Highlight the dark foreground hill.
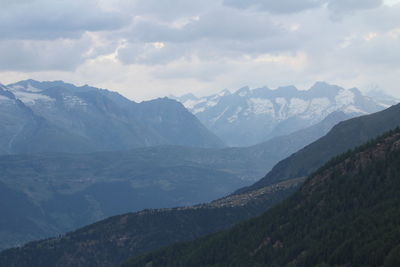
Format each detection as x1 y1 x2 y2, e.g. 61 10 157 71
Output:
127 128 400 267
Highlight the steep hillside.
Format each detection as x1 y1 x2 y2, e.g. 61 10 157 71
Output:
174 82 390 146
240 102 400 193
126 129 400 267
0 178 304 267
0 79 224 154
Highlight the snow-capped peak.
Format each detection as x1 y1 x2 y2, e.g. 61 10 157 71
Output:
174 82 391 146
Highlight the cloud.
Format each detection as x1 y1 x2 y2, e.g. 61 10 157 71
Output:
0 0 128 40
223 0 322 14
327 0 383 14
127 7 282 43
117 42 189 65
116 7 294 65
0 0 400 101
0 37 92 71
120 0 219 21
223 0 383 14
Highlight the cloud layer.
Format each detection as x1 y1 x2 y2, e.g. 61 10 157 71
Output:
0 0 399 100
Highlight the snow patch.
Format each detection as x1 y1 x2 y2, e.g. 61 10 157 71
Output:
13 91 54 105
26 84 42 93
288 98 308 116
305 98 331 118
275 97 288 119
210 107 229 124
183 99 206 110
342 105 367 114
193 107 206 113
249 98 274 115
218 89 230 97
9 83 42 93
192 107 206 114
207 100 218 107
335 89 355 106
63 95 88 108
227 107 242 123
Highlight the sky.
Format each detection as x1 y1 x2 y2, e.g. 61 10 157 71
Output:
0 0 400 101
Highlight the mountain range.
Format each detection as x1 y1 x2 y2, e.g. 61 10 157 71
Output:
174 82 395 146
2 102 400 266
0 80 223 154
0 108 350 251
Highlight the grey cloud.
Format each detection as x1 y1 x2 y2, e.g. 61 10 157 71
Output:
0 38 91 71
223 0 383 14
0 0 128 40
223 0 322 14
327 0 383 14
125 0 219 21
129 8 282 43
115 4 306 65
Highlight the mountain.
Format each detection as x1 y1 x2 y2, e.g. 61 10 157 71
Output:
240 102 400 193
174 82 391 146
2 104 400 266
0 177 304 267
0 110 349 251
0 79 224 154
126 128 400 267
0 83 102 154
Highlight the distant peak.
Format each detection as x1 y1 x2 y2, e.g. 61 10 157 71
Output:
312 81 330 87
349 87 363 96
235 86 250 96
218 89 231 96
276 85 298 93
176 93 199 102
182 93 198 99
309 82 342 96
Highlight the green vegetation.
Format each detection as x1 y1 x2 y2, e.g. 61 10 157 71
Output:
0 178 301 267
126 128 400 267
